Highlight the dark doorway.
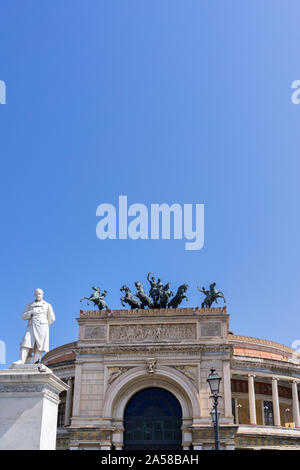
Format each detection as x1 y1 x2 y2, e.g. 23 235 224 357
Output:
123 387 182 450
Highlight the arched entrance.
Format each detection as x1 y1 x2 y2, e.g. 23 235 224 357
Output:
123 387 182 450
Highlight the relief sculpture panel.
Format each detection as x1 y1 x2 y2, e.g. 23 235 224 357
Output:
200 322 222 337
85 325 106 339
109 323 196 342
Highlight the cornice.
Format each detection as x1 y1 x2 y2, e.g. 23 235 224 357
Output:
231 356 300 375
80 306 227 318
0 383 61 402
47 364 76 374
78 306 228 320
46 360 75 368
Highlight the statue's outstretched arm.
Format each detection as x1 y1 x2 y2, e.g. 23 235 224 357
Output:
197 284 206 294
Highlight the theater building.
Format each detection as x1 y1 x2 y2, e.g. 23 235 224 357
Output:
42 307 300 450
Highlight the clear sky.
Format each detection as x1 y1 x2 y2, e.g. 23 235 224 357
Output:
0 0 300 366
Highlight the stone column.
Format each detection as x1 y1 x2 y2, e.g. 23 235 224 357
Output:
64 377 74 427
248 374 257 425
292 381 300 428
272 377 281 426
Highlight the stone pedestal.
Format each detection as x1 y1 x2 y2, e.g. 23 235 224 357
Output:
0 364 68 450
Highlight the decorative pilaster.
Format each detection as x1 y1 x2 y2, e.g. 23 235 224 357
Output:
248 374 257 425
223 360 232 418
181 426 192 450
272 377 281 426
292 380 300 428
71 363 82 418
112 427 124 450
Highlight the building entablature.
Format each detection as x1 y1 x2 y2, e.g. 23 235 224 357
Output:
231 358 300 380
48 366 76 380
237 424 300 437
76 308 230 346
72 345 232 366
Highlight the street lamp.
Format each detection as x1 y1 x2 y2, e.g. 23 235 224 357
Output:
207 368 222 450
210 408 221 423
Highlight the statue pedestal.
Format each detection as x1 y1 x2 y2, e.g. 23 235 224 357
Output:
0 364 68 450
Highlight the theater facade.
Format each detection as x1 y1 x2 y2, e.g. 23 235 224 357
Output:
42 307 300 450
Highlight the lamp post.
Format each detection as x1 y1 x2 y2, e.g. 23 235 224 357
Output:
207 368 222 450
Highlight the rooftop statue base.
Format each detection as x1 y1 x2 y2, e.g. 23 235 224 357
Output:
0 364 68 450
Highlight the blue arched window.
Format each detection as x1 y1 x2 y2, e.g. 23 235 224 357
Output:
124 387 182 450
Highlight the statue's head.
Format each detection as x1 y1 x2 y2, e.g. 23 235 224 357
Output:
34 288 44 301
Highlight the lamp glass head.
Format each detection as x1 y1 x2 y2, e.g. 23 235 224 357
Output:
207 368 221 395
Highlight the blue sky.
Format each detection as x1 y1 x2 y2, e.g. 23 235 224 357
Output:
1 1 300 366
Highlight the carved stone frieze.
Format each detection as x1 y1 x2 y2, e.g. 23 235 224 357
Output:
109 323 196 342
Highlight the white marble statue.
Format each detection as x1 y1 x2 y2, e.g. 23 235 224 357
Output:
13 288 55 365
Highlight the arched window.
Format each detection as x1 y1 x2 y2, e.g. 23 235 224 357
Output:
124 387 182 450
